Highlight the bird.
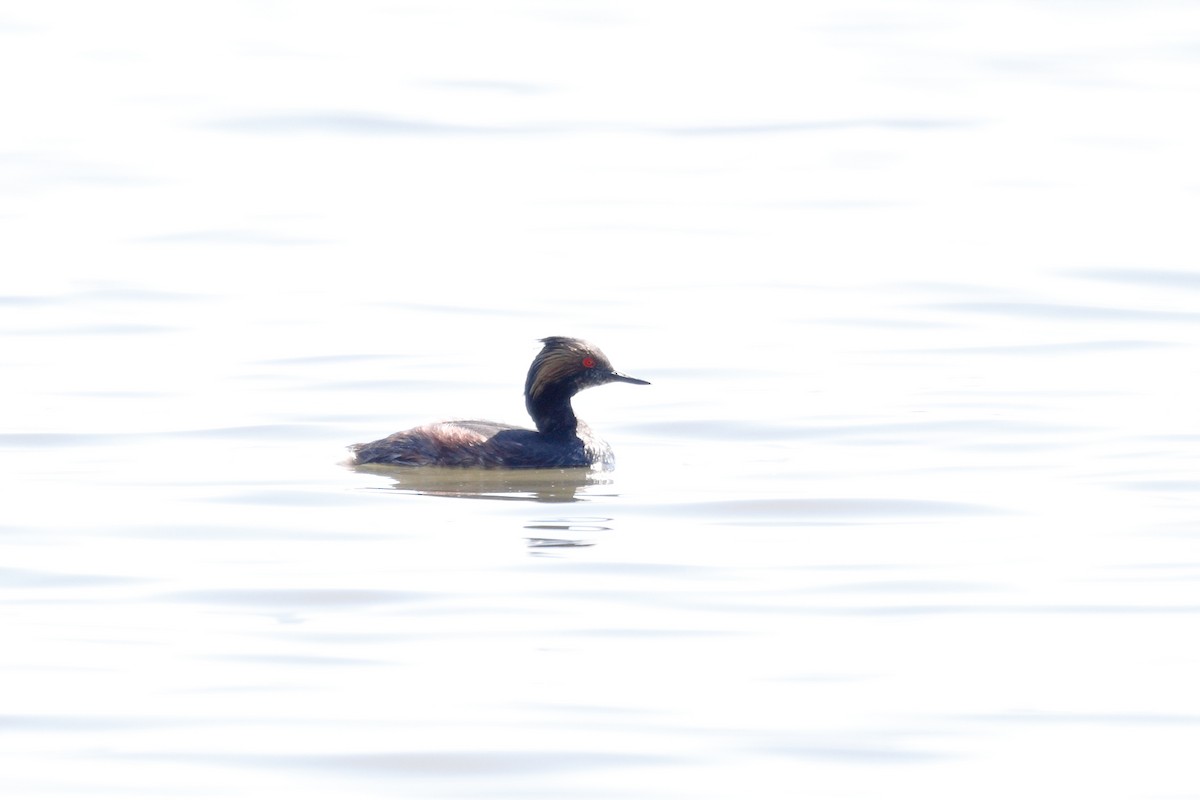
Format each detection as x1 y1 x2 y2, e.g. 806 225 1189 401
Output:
350 336 649 469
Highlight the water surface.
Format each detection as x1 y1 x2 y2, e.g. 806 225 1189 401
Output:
3 2 1200 798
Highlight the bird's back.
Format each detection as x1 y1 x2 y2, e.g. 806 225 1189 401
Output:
351 419 612 469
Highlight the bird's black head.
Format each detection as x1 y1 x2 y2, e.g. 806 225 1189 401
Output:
524 336 649 434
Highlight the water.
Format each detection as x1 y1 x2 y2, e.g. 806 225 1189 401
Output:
4 2 1200 798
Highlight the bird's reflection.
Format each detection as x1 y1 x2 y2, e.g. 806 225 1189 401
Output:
525 517 612 550
351 465 615 549
352 463 608 503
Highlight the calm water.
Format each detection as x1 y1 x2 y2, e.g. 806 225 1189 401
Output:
4 2 1200 798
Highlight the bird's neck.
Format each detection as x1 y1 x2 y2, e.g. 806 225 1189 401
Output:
527 385 579 437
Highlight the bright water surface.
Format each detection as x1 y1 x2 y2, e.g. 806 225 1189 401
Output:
4 2 1200 798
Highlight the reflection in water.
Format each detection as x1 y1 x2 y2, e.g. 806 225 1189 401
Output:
526 537 598 549
352 466 615 548
352 463 607 503
526 517 612 549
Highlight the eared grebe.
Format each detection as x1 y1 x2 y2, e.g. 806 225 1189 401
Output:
350 337 649 469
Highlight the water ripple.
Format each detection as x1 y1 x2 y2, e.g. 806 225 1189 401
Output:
208 113 975 139
160 589 425 608
1064 268 1200 291
896 340 1178 355
658 497 1001 522
129 750 678 776
0 567 139 589
626 418 1086 442
137 229 330 246
928 301 1200 323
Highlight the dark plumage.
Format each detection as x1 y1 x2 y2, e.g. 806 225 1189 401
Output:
350 337 649 469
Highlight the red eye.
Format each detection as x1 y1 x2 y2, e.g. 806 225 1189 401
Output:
582 356 596 369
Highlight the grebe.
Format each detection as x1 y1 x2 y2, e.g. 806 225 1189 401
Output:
350 337 649 469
